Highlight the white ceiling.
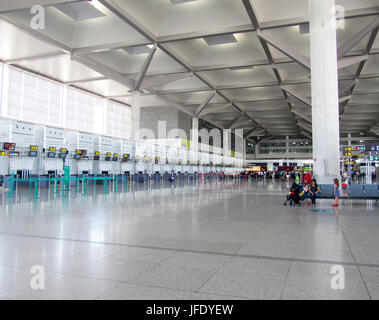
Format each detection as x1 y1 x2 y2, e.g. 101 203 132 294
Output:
0 0 378 140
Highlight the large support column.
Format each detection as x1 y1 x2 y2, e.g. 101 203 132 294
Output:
131 90 141 140
310 0 341 184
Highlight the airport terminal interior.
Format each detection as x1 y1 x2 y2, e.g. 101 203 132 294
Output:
0 0 379 300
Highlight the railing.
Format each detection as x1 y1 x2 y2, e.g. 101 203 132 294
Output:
1 175 124 199
0 173 249 200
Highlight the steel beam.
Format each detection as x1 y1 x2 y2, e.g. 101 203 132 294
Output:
224 115 245 130
340 26 379 116
337 17 379 58
194 91 216 117
256 30 311 70
232 119 255 129
135 44 157 90
281 86 312 107
300 130 313 140
338 55 368 70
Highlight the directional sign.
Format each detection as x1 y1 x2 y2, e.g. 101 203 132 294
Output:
365 142 379 155
343 145 366 157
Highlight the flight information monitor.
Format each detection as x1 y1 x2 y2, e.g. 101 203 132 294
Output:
47 152 56 158
59 153 67 159
28 151 38 157
3 142 16 151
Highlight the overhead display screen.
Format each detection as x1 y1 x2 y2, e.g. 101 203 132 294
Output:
3 142 16 151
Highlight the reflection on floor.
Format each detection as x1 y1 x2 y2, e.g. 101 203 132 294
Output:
0 178 378 300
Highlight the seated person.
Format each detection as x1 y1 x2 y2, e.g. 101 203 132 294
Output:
307 179 321 205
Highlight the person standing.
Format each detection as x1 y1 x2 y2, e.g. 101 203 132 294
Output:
332 178 340 207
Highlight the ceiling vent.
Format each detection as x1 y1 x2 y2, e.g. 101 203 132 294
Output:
55 2 105 21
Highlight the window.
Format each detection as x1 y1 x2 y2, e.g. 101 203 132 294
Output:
0 65 131 139
106 101 131 139
3 66 63 127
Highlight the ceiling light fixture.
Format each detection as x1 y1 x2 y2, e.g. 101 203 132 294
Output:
203 34 237 46
229 66 253 71
170 0 197 4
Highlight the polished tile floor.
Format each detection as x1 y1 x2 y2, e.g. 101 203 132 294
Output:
0 178 378 300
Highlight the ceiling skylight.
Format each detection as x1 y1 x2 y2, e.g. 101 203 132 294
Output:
55 2 106 21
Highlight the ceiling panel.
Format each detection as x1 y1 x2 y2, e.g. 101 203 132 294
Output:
11 54 104 83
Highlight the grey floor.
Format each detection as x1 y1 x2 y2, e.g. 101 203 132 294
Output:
0 178 378 300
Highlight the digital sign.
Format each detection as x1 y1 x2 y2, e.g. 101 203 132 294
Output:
30 145 38 151
76 149 87 155
95 151 100 156
8 151 19 157
3 142 16 151
49 147 56 152
60 148 67 153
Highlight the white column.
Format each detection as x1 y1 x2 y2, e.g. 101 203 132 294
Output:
310 0 341 184
131 90 141 140
234 129 244 158
223 129 231 157
286 136 289 153
191 117 199 153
